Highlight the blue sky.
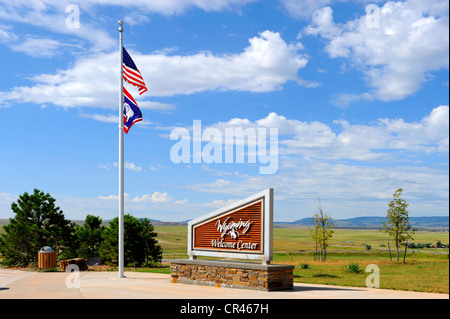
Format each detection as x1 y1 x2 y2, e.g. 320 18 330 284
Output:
0 0 448 222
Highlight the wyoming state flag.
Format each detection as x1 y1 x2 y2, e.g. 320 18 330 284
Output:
123 86 142 134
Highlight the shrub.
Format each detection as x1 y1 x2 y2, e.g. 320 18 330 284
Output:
345 262 362 274
299 263 310 269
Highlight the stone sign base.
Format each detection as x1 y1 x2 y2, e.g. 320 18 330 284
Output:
170 259 294 291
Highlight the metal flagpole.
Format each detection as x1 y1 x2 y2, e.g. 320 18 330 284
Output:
118 20 126 278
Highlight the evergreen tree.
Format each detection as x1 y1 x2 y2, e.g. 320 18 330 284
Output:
0 189 76 266
140 218 163 266
76 215 105 259
99 214 162 267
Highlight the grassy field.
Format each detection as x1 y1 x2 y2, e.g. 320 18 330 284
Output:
155 225 449 254
274 252 449 293
1 224 447 293
154 225 449 294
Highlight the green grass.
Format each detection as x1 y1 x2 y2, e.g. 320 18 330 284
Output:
288 258 449 294
154 225 448 254
155 225 188 255
273 227 449 253
272 251 449 293
154 225 449 294
133 266 171 274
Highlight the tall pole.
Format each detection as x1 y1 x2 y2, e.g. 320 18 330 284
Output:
118 20 125 278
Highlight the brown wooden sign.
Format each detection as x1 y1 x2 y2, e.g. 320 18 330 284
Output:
193 200 262 252
188 188 273 264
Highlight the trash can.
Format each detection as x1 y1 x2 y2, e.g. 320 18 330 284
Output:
38 246 57 269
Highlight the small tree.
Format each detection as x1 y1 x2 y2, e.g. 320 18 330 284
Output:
76 215 105 259
380 188 416 262
311 200 334 261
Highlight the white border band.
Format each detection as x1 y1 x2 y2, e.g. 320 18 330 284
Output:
188 188 273 264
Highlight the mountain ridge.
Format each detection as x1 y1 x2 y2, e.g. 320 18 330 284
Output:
275 216 448 229
1 216 448 229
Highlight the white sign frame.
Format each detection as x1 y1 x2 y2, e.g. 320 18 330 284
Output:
188 188 273 264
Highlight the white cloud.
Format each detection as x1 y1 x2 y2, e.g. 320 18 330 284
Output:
123 12 150 26
98 164 110 170
0 0 256 56
77 0 256 15
0 25 18 43
9 37 79 58
142 30 308 95
98 194 122 200
179 105 448 219
377 105 449 153
206 106 449 160
303 0 449 103
303 6 340 38
80 113 153 128
100 162 142 172
280 0 383 20
124 162 142 173
85 190 245 221
0 51 118 108
72 105 447 221
0 31 308 108
0 1 115 52
0 192 16 207
131 192 173 203
187 159 449 220
282 0 332 20
205 198 242 208
81 113 118 123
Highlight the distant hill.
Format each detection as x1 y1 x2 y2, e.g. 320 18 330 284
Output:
276 216 449 229
103 218 189 227
80 216 450 229
1 216 448 230
0 219 10 226
150 220 189 226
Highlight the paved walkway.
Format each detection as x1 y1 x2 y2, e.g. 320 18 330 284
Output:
0 269 447 299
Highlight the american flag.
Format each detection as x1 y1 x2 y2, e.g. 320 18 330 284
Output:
123 47 148 95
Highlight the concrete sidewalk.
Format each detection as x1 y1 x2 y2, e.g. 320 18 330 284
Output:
0 269 448 299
